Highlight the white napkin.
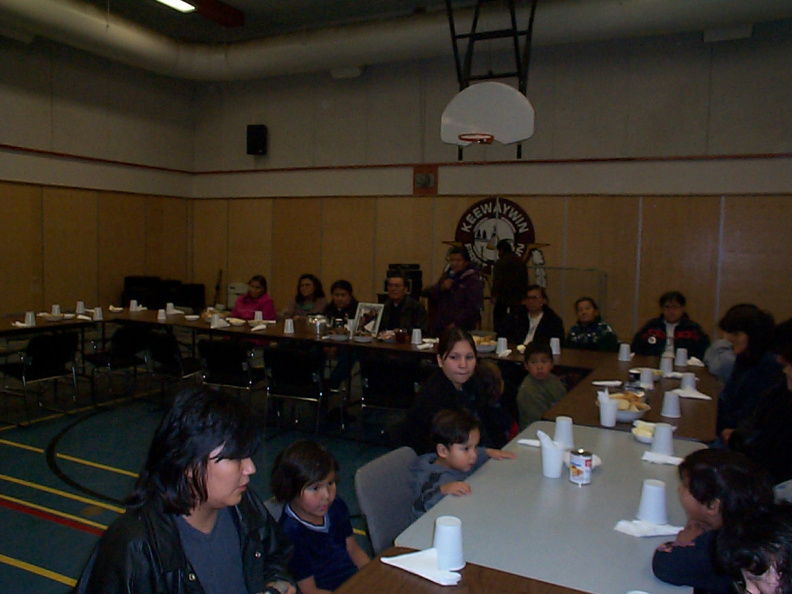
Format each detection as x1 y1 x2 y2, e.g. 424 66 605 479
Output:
416 342 434 350
592 380 622 387
614 520 683 538
12 321 31 328
250 324 269 332
663 371 684 379
669 388 712 400
76 315 92 321
687 357 705 367
109 305 123 312
518 438 540 447
380 548 462 586
421 338 439 344
497 349 512 358
642 451 683 466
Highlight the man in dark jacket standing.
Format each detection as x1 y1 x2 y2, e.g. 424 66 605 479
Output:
491 239 529 331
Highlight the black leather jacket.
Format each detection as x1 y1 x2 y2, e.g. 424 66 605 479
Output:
73 490 294 594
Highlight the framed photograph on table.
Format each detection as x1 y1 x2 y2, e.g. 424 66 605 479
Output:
353 303 384 337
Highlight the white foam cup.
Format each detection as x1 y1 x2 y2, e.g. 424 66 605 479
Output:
254 310 263 322
660 356 674 376
681 372 697 392
283 318 295 334
599 398 619 428
674 347 688 367
553 416 574 450
433 516 465 571
550 337 561 355
51 304 61 315
541 440 565 478
158 309 167 321
496 337 508 355
411 328 422 344
637 479 668 525
640 368 654 388
618 343 632 361
651 423 675 456
75 301 85 314
24 311 36 326
166 302 175 314
93 306 103 321
661 390 682 418
129 299 138 312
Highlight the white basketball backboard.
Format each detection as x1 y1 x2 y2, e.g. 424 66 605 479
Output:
441 81 535 146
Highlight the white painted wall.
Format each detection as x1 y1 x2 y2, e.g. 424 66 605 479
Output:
0 20 791 196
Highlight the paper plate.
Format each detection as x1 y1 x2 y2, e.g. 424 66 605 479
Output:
184 315 200 321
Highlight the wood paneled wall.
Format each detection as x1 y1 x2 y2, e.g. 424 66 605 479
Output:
0 181 189 315
2 181 790 343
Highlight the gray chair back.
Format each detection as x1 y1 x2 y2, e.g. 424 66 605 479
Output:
354 446 417 555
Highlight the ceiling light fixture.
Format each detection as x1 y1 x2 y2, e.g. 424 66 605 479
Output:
154 0 196 13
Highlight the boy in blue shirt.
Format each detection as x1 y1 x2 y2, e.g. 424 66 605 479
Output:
409 408 515 520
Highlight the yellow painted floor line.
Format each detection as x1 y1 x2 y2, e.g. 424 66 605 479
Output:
0 494 108 530
0 438 138 478
0 473 125 514
0 553 76 587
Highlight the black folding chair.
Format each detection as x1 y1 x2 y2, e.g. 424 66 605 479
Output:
350 353 423 442
0 332 79 425
84 325 151 402
198 338 266 399
262 346 327 433
147 330 201 396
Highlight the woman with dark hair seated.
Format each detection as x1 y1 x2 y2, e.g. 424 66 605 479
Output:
74 388 296 594
717 304 782 446
231 274 277 321
728 317 792 485
565 296 619 352
394 328 512 454
282 273 327 320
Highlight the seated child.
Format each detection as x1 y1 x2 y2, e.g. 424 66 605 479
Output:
515 339 566 430
271 440 369 594
409 408 515 520
474 358 517 447
652 448 774 594
717 502 792 594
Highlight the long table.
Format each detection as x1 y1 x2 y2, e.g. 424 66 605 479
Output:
396 421 705 594
3 310 720 441
335 547 587 594
542 352 720 443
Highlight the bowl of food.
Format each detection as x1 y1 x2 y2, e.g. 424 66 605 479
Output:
631 420 656 444
184 314 200 321
605 390 650 422
353 335 373 343
472 334 497 353
227 317 245 326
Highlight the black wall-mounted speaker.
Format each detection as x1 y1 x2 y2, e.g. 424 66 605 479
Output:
247 124 268 156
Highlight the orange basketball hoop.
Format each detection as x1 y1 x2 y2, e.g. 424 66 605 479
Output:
458 133 494 145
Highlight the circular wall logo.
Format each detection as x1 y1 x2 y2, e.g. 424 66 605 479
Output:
455 198 535 275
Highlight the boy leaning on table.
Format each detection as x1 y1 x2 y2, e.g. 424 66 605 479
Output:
408 409 515 521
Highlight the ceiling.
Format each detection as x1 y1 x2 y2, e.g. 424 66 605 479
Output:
78 0 476 44
2 0 792 80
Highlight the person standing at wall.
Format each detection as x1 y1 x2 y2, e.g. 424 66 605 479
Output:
491 239 529 331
